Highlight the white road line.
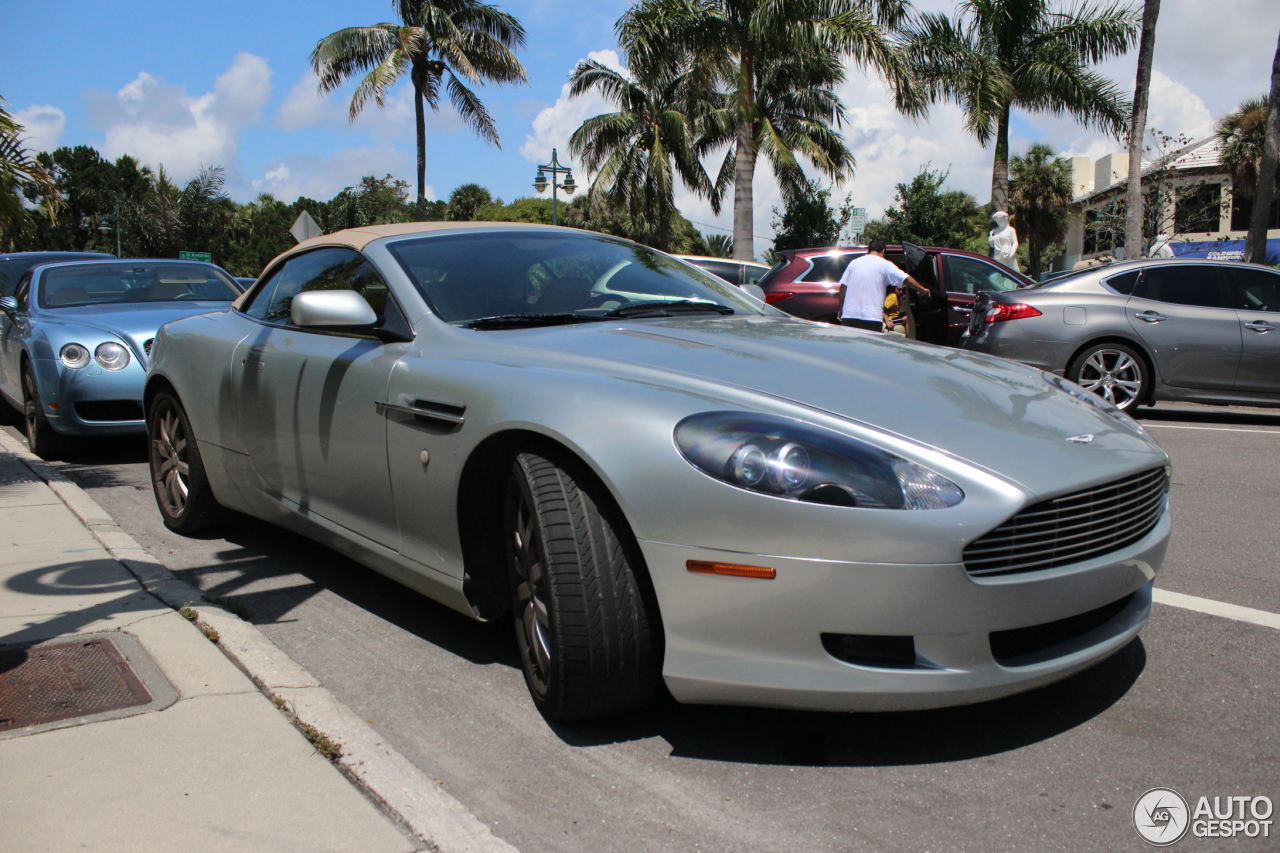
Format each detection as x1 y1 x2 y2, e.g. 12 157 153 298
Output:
1153 588 1280 631
1143 424 1280 435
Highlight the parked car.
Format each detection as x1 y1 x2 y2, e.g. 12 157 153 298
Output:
0 251 115 296
675 255 773 289
146 222 1170 722
759 244 1033 345
964 258 1280 411
0 259 243 457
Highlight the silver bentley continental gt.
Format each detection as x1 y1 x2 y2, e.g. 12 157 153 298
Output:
145 223 1172 722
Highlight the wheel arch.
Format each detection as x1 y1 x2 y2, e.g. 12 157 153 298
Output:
1065 335 1159 405
455 428 662 640
143 373 178 422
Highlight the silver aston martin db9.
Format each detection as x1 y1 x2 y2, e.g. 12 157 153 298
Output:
145 222 1171 721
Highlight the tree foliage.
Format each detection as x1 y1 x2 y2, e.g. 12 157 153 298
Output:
1217 95 1278 201
770 178 852 252
1 96 61 248
1009 143 1074 278
861 167 986 249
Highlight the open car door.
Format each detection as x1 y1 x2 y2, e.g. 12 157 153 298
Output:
901 241 947 344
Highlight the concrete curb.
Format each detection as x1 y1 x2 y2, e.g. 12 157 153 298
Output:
0 430 518 853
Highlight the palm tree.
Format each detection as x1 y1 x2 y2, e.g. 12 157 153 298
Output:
1009 143 1074 278
568 59 713 252
311 0 527 220
446 182 492 220
618 0 920 261
1123 0 1160 258
904 0 1138 217
0 96 60 246
1218 96 1277 203
704 233 733 257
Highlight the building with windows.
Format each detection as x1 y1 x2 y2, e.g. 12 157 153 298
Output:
1063 136 1280 270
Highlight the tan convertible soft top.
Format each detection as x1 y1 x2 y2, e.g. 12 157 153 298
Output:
233 220 571 311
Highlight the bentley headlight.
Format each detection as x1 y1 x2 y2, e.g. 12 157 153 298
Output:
675 412 964 510
59 343 90 369
1042 372 1145 435
95 342 131 371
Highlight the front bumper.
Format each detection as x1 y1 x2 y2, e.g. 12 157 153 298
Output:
33 357 147 437
642 506 1168 711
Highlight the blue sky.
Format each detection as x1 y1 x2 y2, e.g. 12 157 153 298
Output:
4 0 1278 252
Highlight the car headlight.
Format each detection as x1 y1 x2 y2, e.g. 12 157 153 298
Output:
94 342 131 371
675 411 964 509
1042 372 1145 435
59 343 91 369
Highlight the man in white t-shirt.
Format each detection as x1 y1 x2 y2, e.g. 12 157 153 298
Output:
836 239 932 331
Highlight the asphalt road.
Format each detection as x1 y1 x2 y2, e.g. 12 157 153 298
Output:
9 401 1279 852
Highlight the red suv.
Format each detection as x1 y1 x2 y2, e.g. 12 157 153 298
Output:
758 243 1034 346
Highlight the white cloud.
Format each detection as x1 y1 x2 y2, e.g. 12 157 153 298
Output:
13 104 65 151
520 49 625 169
1144 70 1215 142
275 70 461 138
87 53 271 181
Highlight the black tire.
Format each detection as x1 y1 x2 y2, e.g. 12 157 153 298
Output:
1067 342 1149 411
505 450 660 722
22 362 69 459
147 391 227 534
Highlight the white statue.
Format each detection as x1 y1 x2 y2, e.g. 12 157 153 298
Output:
989 211 1020 271
1149 232 1175 258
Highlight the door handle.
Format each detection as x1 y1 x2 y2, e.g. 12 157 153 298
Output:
242 355 265 371
1134 311 1166 323
1244 320 1276 333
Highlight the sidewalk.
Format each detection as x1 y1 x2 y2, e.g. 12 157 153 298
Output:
0 440 418 852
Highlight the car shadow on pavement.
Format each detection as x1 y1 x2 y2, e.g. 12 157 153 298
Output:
551 639 1146 767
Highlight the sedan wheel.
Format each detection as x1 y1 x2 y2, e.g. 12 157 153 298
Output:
1069 343 1148 411
504 451 660 722
148 392 226 534
22 363 68 459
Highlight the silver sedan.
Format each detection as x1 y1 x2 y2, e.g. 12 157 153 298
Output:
964 258 1280 411
146 223 1171 721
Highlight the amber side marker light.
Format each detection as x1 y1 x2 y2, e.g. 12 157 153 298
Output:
686 560 776 579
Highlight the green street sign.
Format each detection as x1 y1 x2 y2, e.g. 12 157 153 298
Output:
179 251 212 263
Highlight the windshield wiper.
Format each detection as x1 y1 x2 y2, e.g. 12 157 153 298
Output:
465 313 607 330
603 300 735 319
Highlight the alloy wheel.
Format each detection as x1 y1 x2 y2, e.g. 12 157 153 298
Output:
1076 348 1143 409
508 478 553 696
151 402 191 518
22 369 37 440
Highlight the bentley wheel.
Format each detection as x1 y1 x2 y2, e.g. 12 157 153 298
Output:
1068 343 1148 411
148 392 226 534
22 363 67 459
505 450 660 722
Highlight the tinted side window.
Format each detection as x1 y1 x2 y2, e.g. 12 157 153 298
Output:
1137 265 1224 308
799 253 858 282
743 265 769 286
13 273 31 313
243 248 388 326
945 255 1023 294
694 260 741 285
1226 267 1280 313
1102 270 1141 295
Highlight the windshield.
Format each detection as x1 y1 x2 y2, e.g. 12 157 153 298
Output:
386 230 763 325
38 263 241 309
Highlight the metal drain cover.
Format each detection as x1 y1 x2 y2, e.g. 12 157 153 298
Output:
0 634 168 733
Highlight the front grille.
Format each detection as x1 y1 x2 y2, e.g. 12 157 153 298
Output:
964 468 1169 577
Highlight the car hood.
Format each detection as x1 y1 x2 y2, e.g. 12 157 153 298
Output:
41 303 233 359
501 316 1167 497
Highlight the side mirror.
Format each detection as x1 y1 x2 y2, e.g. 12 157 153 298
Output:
0 296 16 315
741 284 766 302
291 290 377 329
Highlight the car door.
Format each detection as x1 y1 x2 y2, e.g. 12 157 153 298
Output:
1224 265 1280 395
1125 264 1241 390
0 272 33 404
231 247 410 546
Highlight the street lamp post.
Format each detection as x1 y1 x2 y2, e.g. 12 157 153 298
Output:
532 148 576 226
